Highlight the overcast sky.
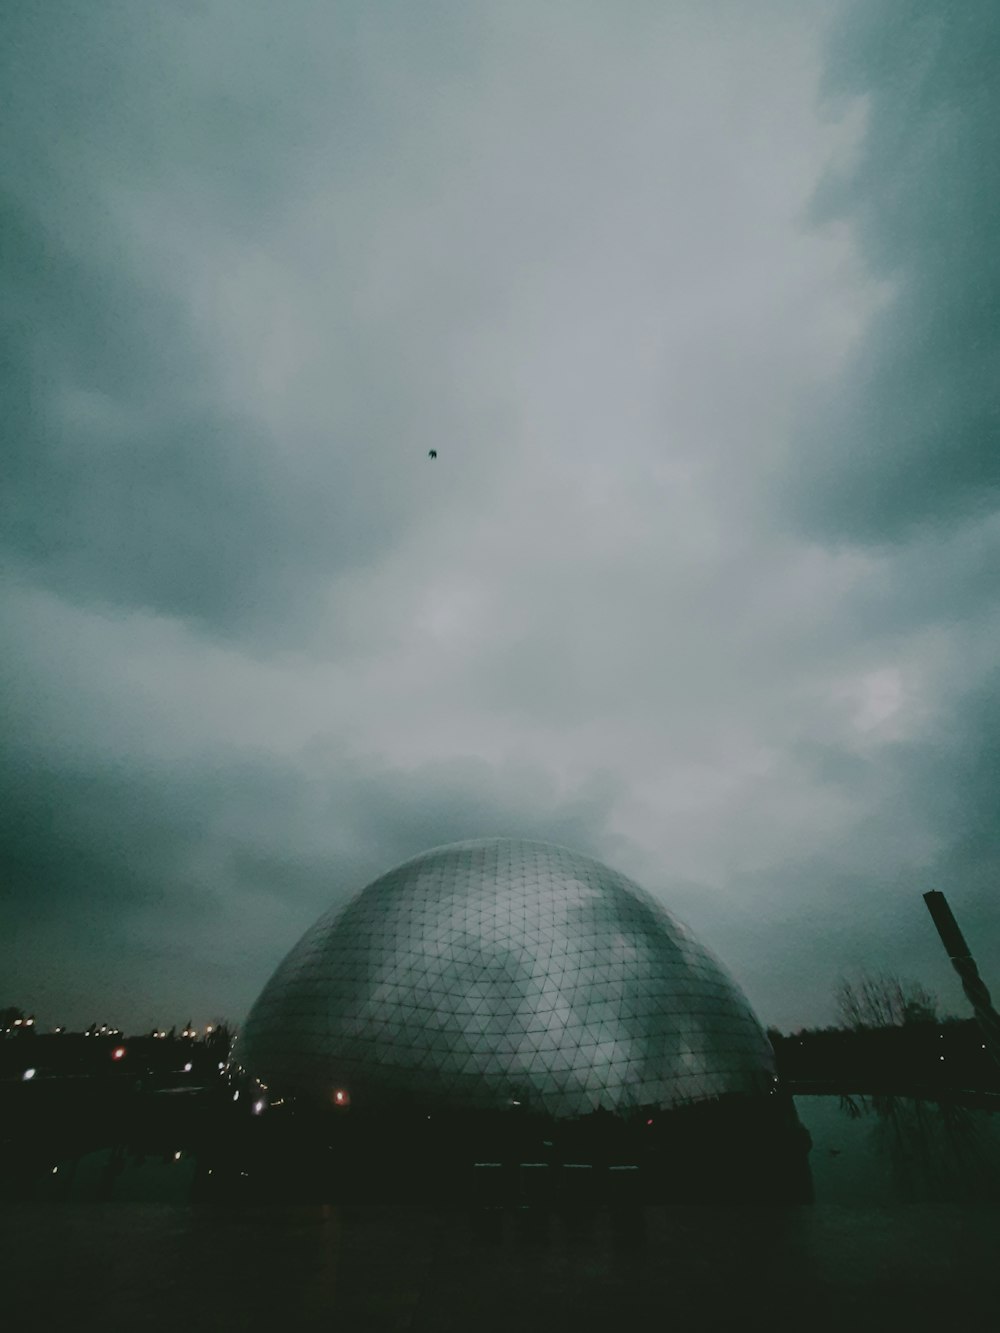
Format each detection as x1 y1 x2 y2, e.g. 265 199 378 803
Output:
3 1 997 1033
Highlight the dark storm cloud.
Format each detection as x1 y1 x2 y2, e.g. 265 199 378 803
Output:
790 0 1000 543
0 737 621 932
600 0 1000 1030
903 669 1000 910
1 642 624 1025
670 655 1000 1028
769 0 1000 1021
0 3 481 637
6 1 996 1036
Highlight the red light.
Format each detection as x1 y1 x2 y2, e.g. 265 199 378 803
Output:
646 1118 653 1126
111 1046 126 1061
333 1089 349 1106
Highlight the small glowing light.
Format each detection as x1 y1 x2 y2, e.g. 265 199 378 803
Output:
23 1068 37 1081
183 1062 193 1072
940 1055 945 1061
173 1151 182 1161
218 1062 225 1070
25 1018 34 1026
13 1018 22 1026
511 1100 521 1107
333 1089 349 1106
233 1091 240 1101
111 1046 126 1061
646 1118 653 1126
51 1167 58 1175
206 1025 214 1033
253 1100 265 1115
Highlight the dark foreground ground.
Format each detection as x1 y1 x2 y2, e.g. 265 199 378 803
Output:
3 1080 998 1329
3 1199 1000 1332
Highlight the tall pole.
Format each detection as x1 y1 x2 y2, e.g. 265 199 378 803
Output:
923 890 1000 1065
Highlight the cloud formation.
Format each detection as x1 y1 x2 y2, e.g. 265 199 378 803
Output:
792 0 999 544
2 1 997 1031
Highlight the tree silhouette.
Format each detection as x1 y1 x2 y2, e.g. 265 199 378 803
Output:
835 971 938 1029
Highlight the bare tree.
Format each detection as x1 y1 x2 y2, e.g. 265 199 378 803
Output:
206 1020 235 1058
835 971 938 1030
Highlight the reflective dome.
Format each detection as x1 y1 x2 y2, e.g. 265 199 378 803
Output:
240 838 773 1116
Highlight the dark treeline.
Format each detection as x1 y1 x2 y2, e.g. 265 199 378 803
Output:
0 1026 813 1205
0 1028 233 1083
3 1012 997 1099
3 1007 997 1208
770 1017 999 1094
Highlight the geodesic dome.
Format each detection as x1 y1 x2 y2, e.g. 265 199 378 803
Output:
239 838 773 1116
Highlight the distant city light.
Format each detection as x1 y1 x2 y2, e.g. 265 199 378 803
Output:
183 1062 193 1073
252 1100 265 1115
218 1062 225 1070
25 1017 34 1026
206 1025 214 1033
111 1047 126 1061
233 1091 240 1101
333 1089 349 1106
13 1018 22 1026
22 1068 36 1081
173 1151 181 1161
51 1167 58 1175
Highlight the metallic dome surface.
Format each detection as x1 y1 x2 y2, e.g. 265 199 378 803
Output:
240 838 773 1116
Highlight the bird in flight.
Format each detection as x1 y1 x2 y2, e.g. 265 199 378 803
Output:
428 449 438 459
